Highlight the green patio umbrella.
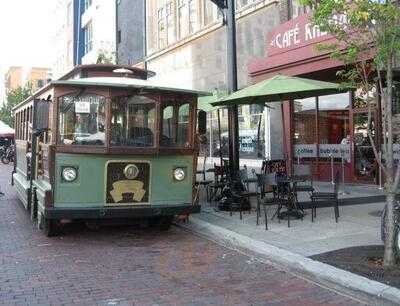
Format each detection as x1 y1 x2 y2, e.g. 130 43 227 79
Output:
198 90 227 111
211 74 349 106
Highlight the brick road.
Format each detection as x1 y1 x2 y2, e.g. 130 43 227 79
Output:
0 165 366 306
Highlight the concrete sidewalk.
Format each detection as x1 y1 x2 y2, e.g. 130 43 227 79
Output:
196 202 383 256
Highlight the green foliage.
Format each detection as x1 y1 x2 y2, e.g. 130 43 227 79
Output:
0 83 32 127
300 0 400 88
96 49 116 64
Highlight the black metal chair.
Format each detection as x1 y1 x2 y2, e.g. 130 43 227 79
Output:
255 173 278 230
293 163 314 211
310 172 340 223
195 156 212 203
208 163 228 203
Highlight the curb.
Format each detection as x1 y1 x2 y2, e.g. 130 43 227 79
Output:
177 217 400 306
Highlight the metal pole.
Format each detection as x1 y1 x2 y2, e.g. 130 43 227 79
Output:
340 153 349 195
330 154 334 185
379 151 383 190
226 0 239 178
217 109 223 166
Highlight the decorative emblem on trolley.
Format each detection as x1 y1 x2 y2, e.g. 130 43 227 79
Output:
110 180 146 203
123 164 139 180
106 161 150 204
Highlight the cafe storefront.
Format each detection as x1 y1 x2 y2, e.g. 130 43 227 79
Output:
248 13 400 184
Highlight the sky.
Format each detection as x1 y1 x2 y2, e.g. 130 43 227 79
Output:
0 0 56 102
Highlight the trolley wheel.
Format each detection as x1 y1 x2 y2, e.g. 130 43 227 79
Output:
1 157 10 164
38 213 59 237
158 216 173 231
149 216 173 231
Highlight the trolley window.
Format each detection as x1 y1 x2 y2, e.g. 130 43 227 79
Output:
111 96 156 147
58 94 106 146
161 102 191 147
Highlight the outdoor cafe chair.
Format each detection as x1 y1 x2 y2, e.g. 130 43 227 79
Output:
310 171 340 223
255 173 278 230
238 168 258 215
195 155 213 203
293 163 314 210
208 163 228 203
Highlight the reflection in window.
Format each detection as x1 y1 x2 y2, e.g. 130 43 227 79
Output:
111 96 156 147
59 94 106 146
162 106 174 146
177 104 190 145
318 93 350 161
294 97 316 145
161 102 191 147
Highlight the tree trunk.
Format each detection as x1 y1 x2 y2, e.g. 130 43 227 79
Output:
383 56 397 267
384 193 397 266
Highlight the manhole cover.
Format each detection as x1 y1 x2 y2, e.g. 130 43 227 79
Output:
369 210 382 217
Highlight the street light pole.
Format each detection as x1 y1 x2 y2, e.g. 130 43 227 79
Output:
226 0 240 178
211 0 239 177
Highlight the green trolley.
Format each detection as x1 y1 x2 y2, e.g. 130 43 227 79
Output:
12 64 208 236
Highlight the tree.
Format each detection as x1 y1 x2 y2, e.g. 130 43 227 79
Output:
96 49 116 65
0 83 32 127
300 0 400 266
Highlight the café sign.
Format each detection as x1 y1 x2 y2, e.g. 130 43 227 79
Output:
267 14 345 57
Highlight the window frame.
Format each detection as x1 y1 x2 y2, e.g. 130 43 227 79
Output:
84 21 93 55
56 92 108 152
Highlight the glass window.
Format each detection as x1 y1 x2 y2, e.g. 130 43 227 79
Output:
58 94 106 146
204 0 217 25
177 103 190 146
84 0 92 11
157 8 166 49
318 93 350 161
291 0 311 18
162 106 174 145
84 21 93 54
293 97 317 159
188 0 197 34
161 102 192 148
178 0 188 39
166 2 176 44
111 96 156 147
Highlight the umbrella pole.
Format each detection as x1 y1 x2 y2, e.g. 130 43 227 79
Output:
217 109 223 167
257 112 262 158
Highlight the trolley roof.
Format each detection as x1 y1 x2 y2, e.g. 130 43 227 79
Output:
51 77 210 96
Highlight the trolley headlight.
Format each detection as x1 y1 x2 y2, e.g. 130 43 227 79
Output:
173 168 186 181
62 167 78 182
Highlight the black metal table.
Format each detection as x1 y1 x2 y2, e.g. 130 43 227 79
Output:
276 176 305 221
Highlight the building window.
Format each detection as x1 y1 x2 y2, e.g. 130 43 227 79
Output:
291 0 311 18
166 2 176 44
178 0 189 39
84 21 93 54
203 0 218 25
188 0 197 34
67 2 72 25
84 0 92 11
236 0 251 9
157 8 166 49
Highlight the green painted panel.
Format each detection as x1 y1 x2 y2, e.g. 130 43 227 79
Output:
54 154 193 208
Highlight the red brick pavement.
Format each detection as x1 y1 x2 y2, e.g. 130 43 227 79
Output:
0 165 366 306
